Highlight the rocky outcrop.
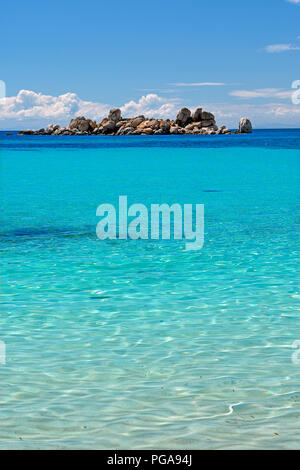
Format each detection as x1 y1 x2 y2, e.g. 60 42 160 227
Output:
176 108 192 127
18 107 253 136
239 118 252 133
69 116 91 132
47 124 61 133
192 108 202 122
101 120 116 134
131 116 145 128
108 108 122 122
160 119 171 133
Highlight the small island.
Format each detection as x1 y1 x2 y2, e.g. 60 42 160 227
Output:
18 107 252 136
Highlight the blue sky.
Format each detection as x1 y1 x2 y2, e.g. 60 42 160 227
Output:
0 0 300 128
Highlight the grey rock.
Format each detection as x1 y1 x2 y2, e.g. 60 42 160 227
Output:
170 126 180 135
131 116 145 128
150 119 161 130
192 108 202 121
239 118 252 133
69 116 91 132
201 120 215 127
220 127 230 134
201 111 215 121
47 124 61 134
108 108 122 122
115 120 127 129
102 120 116 133
185 122 201 131
119 126 135 135
23 129 35 135
176 107 191 127
160 120 171 133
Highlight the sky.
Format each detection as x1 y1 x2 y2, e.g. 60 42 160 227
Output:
0 0 300 129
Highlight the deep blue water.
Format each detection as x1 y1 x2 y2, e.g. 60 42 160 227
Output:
1 129 300 150
0 129 300 449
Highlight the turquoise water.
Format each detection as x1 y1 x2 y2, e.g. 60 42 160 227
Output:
0 130 300 449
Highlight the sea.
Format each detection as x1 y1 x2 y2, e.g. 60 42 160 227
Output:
0 129 299 449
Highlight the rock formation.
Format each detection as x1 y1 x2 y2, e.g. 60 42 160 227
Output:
18 107 253 136
69 116 91 132
192 107 202 122
108 108 122 122
239 117 252 133
176 108 192 127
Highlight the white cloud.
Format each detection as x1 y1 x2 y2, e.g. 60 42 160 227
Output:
264 43 300 53
171 82 226 86
230 88 293 99
121 93 180 118
286 0 300 4
1 89 300 129
0 89 109 126
0 90 181 128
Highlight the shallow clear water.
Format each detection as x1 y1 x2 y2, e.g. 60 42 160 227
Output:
0 130 300 449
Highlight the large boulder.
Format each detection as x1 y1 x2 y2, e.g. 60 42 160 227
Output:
115 120 128 129
141 128 153 135
117 126 135 135
87 119 97 130
176 107 191 127
170 126 180 135
137 120 154 130
185 122 201 131
47 124 60 134
150 119 161 130
192 108 202 122
130 116 145 128
22 129 35 135
102 120 116 133
160 119 171 133
69 116 91 132
239 118 252 133
201 111 215 122
108 108 122 122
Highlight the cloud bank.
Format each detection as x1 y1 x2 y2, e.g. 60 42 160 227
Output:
0 88 300 129
120 94 180 118
0 90 109 127
0 90 180 129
